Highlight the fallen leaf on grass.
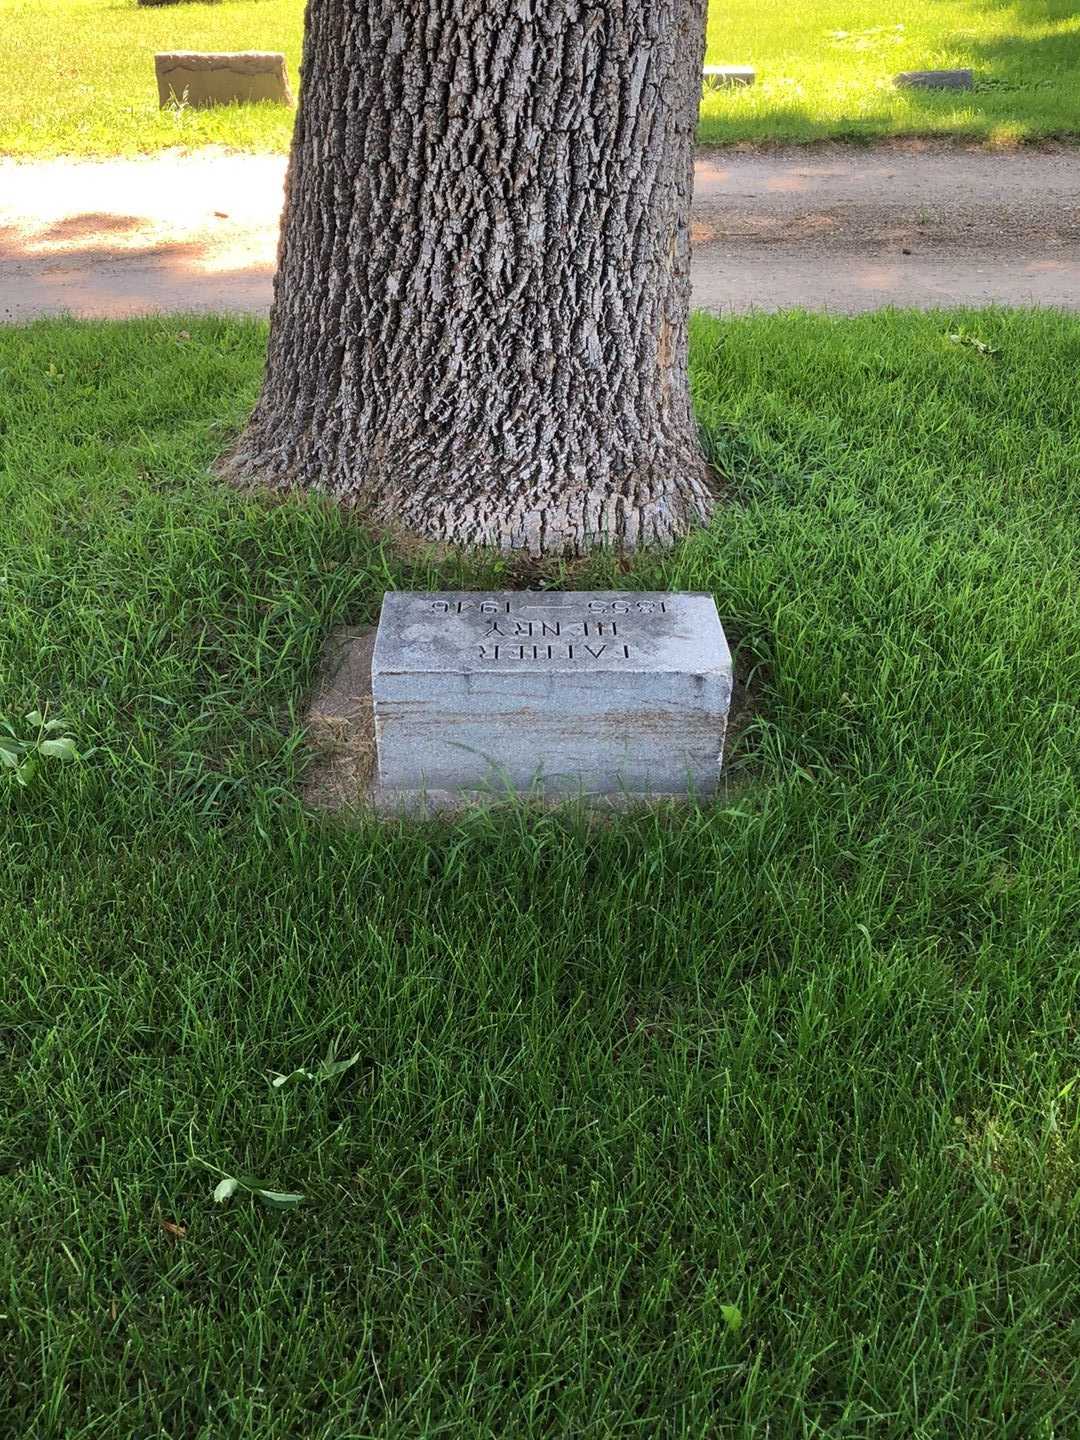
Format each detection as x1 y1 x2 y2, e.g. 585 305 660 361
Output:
212 1172 305 1209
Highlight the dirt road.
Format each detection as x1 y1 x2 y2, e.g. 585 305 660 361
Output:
691 143 1080 313
1 143 1077 321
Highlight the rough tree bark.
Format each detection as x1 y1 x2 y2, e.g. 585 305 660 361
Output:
230 0 713 557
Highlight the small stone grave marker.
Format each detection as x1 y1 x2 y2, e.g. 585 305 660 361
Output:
371 592 732 798
154 52 293 109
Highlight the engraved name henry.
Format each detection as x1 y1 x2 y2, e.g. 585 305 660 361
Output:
427 598 667 661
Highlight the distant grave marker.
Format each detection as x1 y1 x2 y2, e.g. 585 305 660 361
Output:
895 69 974 91
154 52 293 109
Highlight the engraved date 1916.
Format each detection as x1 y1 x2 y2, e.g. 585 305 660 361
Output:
428 599 666 617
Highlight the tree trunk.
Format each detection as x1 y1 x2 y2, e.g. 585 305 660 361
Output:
230 0 714 557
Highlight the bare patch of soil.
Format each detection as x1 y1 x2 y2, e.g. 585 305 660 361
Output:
300 624 377 812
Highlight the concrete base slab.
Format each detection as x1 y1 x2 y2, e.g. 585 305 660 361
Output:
301 625 377 811
365 784 721 818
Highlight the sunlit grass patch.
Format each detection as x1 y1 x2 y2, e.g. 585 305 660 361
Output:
1 0 1077 156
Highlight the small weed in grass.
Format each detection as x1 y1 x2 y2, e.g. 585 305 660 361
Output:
1 311 1078 1436
0 708 80 787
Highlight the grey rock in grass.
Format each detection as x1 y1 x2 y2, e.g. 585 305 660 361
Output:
703 65 756 89
894 69 974 91
371 592 732 799
154 52 293 109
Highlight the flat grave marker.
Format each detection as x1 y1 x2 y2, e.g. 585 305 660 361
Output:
894 69 974 91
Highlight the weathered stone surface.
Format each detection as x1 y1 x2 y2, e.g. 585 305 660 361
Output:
894 69 974 91
154 52 293 110
372 592 732 797
703 65 756 89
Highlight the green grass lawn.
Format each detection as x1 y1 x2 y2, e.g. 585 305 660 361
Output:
2 0 1078 156
3 310 1079 1435
702 0 1080 143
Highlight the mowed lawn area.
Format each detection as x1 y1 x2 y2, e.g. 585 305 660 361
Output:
3 310 1079 1434
1 0 1078 155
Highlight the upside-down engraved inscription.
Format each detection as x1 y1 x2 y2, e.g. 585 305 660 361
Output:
477 644 632 661
483 620 619 639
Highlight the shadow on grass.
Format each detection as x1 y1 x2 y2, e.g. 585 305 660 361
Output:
970 28 1079 78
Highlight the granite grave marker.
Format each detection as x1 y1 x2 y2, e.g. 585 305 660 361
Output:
372 592 732 797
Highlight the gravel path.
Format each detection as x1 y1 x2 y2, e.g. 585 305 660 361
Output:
1 143 1077 321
